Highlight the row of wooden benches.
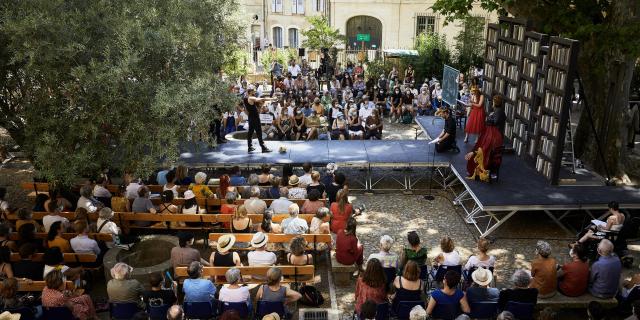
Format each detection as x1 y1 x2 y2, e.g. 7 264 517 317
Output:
173 265 315 284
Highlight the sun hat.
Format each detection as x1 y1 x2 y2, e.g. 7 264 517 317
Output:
471 267 493 286
288 175 300 186
217 234 236 253
184 190 196 200
251 232 269 248
0 311 20 320
262 312 281 320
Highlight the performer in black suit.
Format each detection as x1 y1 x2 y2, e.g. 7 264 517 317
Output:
244 87 274 153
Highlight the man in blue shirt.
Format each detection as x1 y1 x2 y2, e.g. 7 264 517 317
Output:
589 239 622 299
183 261 216 303
229 166 247 186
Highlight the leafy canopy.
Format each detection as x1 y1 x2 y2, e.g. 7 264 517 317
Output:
302 16 345 49
0 0 243 185
453 16 485 75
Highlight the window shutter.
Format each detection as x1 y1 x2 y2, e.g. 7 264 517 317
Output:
272 0 276 12
297 0 305 14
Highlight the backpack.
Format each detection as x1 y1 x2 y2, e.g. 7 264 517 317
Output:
298 285 324 307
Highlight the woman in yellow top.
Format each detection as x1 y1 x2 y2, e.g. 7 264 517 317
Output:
110 185 130 212
188 172 216 199
46 221 72 253
16 208 44 232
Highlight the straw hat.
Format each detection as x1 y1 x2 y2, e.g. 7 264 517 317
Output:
0 311 20 320
184 190 196 200
288 175 300 186
262 313 281 320
217 234 236 253
251 232 269 248
471 267 493 286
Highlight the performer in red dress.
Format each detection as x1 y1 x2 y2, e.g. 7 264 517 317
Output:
464 86 486 143
465 95 506 177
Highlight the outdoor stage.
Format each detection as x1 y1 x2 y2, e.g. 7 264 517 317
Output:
178 116 640 237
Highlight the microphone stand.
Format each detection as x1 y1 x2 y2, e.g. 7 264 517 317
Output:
423 142 437 201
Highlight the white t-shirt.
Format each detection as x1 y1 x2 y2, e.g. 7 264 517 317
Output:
97 218 121 248
288 65 301 77
43 215 69 233
309 217 323 233
163 185 179 198
441 250 461 266
219 286 250 304
126 182 142 199
464 255 496 270
93 185 112 198
298 174 313 188
247 250 277 266
77 196 99 213
359 105 374 120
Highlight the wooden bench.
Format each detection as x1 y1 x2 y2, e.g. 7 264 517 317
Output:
536 292 618 309
208 233 332 251
330 250 357 287
20 182 52 199
10 252 97 263
174 265 314 284
8 232 113 242
18 280 74 292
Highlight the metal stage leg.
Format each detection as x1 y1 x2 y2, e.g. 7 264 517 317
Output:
543 210 574 235
476 210 519 237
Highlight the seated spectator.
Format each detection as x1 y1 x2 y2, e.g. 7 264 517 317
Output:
266 177 281 199
498 269 538 310
175 165 194 186
93 177 112 206
74 207 96 233
248 232 276 266
16 224 44 253
0 277 37 311
282 204 309 234
364 109 383 140
220 191 237 215
42 247 82 280
219 268 251 307
625 301 640 320
576 201 624 245
410 305 427 320
400 231 428 269
167 305 184 320
287 236 312 265
232 205 252 233
464 238 496 271
244 187 267 215
305 171 325 197
287 175 307 199
239 174 260 199
255 267 302 304
360 300 377 320
257 209 282 234
229 166 246 186
0 224 16 252
466 267 499 303
330 188 352 233
33 193 49 212
163 170 179 198
391 261 423 312
180 190 201 216
171 232 209 272
298 163 313 187
132 186 157 215
497 311 515 320
70 220 100 255
325 172 345 204
309 207 330 234
111 185 130 212
258 164 273 186
0 247 13 279
42 269 96 319
12 243 44 281
270 188 293 215
46 221 71 253
355 258 387 314
189 172 215 199
367 235 399 269
588 301 605 320
125 177 143 199
42 202 70 233
77 185 102 213
530 240 557 298
16 208 43 232
589 239 622 299
558 243 589 297
143 272 177 310
336 217 364 269
158 191 179 227
209 234 242 267
43 190 73 213
427 270 470 316
302 190 325 215
183 261 216 303
96 208 121 248
107 262 144 308
435 236 461 267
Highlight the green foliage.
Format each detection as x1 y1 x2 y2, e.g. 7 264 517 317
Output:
409 32 453 82
260 48 298 72
224 49 252 78
301 16 345 49
0 0 242 185
365 59 391 84
453 16 485 77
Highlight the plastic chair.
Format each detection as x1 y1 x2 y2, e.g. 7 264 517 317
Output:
148 304 171 320
184 301 217 320
375 302 390 320
505 301 535 320
4 307 36 320
395 301 424 320
430 302 460 320
42 306 77 320
468 301 498 319
221 301 250 318
110 302 140 320
255 300 286 319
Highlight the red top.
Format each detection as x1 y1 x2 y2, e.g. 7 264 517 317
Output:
336 229 359 265
355 277 387 314
330 202 352 234
559 260 589 297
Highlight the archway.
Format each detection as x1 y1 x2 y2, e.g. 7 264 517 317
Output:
346 16 382 50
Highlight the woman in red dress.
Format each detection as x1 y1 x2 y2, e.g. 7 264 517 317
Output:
465 95 506 177
464 87 486 143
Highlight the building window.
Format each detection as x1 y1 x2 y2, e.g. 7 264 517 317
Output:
292 0 304 14
313 0 324 11
416 15 435 36
271 0 282 13
288 28 299 48
273 27 283 48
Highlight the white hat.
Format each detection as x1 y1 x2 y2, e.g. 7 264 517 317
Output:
184 190 196 200
0 311 20 320
217 234 236 253
471 267 493 286
251 232 269 248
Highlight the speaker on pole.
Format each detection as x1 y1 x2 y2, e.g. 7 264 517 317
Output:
298 48 305 57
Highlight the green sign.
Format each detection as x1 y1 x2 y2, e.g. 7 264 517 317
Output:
356 33 370 42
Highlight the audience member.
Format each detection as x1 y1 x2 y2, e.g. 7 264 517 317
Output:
167 305 184 320
190 172 214 198
0 188 8 215
0 247 13 279
322 163 338 187
46 221 71 253
70 220 101 255
266 177 281 199
306 171 325 197
336 217 364 269
270 188 294 215
159 191 180 228
464 238 496 270
96 208 120 249
287 236 312 265
142 272 177 308
93 177 112 204
232 205 252 233
12 243 44 280
241 174 262 199
498 269 538 310
171 232 209 271
401 231 428 269
111 185 130 212
298 163 313 187
163 170 179 198
42 202 70 233
625 301 640 320
466 267 499 303
287 175 307 199
330 188 352 233
33 194 49 212
244 187 267 215
530 240 557 298
0 278 36 311
325 172 345 204
107 262 144 308
435 236 461 267
355 258 387 314
42 247 82 280
255 267 302 304
248 232 277 266
210 234 242 267
309 207 330 234
131 186 157 227
282 204 309 234
367 235 398 269
302 190 325 215
497 311 514 320
15 208 43 232
42 269 96 319
77 185 102 213
181 191 201 215
16 223 44 253
410 305 427 320
183 261 216 303
360 300 377 320
589 239 622 299
221 192 238 215
258 164 273 186
219 268 251 307
0 224 16 252
229 166 246 186
427 270 470 316
125 177 143 199
391 261 423 313
558 243 589 297
258 209 282 234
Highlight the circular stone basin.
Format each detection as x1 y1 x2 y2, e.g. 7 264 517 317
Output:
226 130 266 142
103 235 178 286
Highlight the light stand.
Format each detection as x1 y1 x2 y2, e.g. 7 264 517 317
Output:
423 128 439 201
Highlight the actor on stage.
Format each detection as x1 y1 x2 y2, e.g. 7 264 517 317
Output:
464 86 486 143
244 87 273 153
464 95 506 177
435 108 459 153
